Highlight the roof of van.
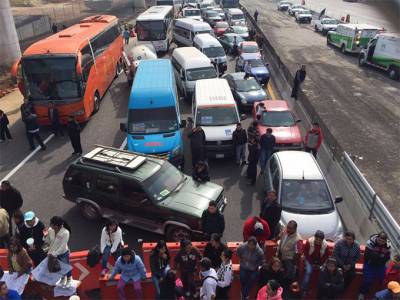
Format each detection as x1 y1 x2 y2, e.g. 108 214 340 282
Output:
193 33 222 47
129 59 176 109
275 151 323 180
377 32 400 39
338 23 380 30
228 8 244 14
175 18 212 29
195 78 235 106
136 6 173 21
172 47 212 69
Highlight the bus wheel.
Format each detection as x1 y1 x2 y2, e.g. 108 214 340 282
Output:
389 66 400 80
93 93 100 114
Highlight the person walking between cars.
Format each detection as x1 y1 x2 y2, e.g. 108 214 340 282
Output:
291 65 306 100
123 28 130 45
201 201 225 240
254 9 259 23
259 128 275 174
24 111 46 151
188 124 206 167
246 136 260 185
247 120 260 143
0 110 12 142
67 115 82 156
0 181 23 237
48 102 63 137
233 122 248 166
260 191 282 238
305 122 323 158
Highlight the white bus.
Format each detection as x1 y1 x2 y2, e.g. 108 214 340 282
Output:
135 6 174 52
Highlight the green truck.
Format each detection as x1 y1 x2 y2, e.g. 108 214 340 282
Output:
359 33 400 80
327 24 380 54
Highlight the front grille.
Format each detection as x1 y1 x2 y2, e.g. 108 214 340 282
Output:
205 140 233 146
216 192 225 210
153 151 169 160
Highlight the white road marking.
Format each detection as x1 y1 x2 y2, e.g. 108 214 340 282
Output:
119 138 127 150
1 134 55 182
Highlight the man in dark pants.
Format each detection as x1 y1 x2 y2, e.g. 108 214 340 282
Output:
24 112 46 151
259 128 276 174
201 201 225 240
0 181 23 236
188 124 206 167
246 136 259 185
291 65 306 100
260 191 282 238
254 9 259 23
232 122 247 166
67 115 82 156
48 102 63 136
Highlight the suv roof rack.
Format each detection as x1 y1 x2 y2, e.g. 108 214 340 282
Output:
81 145 147 171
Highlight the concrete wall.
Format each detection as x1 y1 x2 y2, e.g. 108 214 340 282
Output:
0 0 21 68
14 15 52 42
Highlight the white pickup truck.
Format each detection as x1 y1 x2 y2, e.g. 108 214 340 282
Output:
314 18 338 35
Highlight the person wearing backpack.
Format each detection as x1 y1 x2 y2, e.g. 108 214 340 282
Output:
304 122 323 158
200 257 218 300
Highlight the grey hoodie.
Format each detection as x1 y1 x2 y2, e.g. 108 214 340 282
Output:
237 242 264 271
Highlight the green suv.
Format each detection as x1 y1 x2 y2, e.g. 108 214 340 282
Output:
62 146 227 241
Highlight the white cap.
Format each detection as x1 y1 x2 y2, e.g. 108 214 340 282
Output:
69 296 80 300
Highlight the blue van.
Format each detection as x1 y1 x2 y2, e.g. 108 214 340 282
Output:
120 59 185 167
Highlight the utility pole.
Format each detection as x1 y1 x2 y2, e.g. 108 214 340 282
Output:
0 0 21 69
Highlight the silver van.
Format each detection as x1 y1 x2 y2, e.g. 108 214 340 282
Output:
193 33 227 74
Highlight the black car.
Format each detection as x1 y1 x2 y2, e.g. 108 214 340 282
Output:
217 33 244 54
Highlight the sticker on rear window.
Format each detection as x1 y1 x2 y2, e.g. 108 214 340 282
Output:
160 189 170 197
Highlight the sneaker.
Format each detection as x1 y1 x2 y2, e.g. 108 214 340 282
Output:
65 277 72 288
58 276 67 287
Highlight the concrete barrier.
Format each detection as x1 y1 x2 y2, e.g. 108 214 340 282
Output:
14 15 52 42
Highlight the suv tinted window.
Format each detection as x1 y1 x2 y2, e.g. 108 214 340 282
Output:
65 168 91 188
95 174 118 194
121 180 146 200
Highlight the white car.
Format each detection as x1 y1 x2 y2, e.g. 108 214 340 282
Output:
288 4 305 16
211 7 225 20
295 9 312 23
182 7 203 21
277 1 292 11
314 18 338 35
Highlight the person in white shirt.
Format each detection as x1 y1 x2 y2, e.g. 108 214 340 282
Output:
200 258 218 300
100 219 124 276
216 248 233 300
44 216 72 288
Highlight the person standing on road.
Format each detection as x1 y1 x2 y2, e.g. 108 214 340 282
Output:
291 65 306 100
246 136 260 185
123 28 130 45
100 219 124 276
259 128 276 174
216 248 233 300
0 110 12 142
232 122 248 166
201 201 225 240
260 191 282 238
150 240 170 299
24 111 46 151
67 115 82 156
305 122 323 158
254 9 259 23
247 120 260 143
243 216 271 246
52 23 58 34
199 257 218 300
188 124 206 167
48 102 63 137
0 181 23 237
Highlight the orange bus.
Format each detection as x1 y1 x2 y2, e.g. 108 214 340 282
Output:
12 15 123 124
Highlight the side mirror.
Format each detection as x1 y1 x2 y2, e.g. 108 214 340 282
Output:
335 196 343 204
180 119 187 128
295 119 301 123
240 114 247 121
120 122 127 132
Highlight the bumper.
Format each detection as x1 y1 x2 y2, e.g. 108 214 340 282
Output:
205 143 234 158
298 17 312 23
274 143 304 151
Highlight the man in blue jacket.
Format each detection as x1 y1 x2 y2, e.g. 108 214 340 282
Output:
0 281 21 300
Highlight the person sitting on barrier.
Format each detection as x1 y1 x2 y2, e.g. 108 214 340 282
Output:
204 233 228 269
333 231 361 289
383 255 400 287
374 281 400 300
243 216 271 246
100 219 124 276
150 240 170 299
7 237 33 277
316 257 344 300
11 210 24 237
301 230 329 296
358 232 392 300
174 239 202 298
0 281 21 300
275 220 303 285
200 257 218 300
216 248 233 300
109 247 147 300
258 257 285 289
256 279 283 300
159 270 185 300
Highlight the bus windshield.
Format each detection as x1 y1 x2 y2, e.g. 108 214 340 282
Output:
22 57 80 101
136 21 166 41
128 107 178 134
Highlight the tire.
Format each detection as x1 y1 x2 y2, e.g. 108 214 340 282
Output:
388 65 400 80
79 202 101 221
341 44 346 54
93 92 100 114
166 225 191 242
358 54 366 66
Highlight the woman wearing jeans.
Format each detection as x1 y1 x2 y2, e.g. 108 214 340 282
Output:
44 216 73 288
100 219 124 276
150 240 170 299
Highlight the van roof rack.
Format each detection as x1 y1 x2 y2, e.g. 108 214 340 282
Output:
81 145 147 170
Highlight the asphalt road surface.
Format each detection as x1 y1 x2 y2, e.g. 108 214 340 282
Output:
242 0 400 222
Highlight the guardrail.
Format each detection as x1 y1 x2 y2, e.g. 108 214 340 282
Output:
240 4 400 253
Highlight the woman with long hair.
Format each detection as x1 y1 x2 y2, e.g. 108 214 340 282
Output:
100 219 124 276
7 237 32 276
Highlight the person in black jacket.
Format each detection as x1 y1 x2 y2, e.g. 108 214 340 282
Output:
48 102 63 137
67 115 82 156
260 191 282 238
358 232 391 300
0 181 23 236
0 110 12 142
24 112 46 151
317 258 344 300
232 123 248 166
291 65 306 100
192 161 210 183
188 125 206 167
201 201 225 240
246 136 259 185
204 233 227 269
18 211 45 266
150 240 170 299
258 256 285 289
159 270 184 300
259 128 275 174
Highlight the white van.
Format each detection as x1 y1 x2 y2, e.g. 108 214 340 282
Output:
173 18 213 46
193 33 227 74
226 8 246 26
182 7 203 21
171 47 218 99
192 78 245 158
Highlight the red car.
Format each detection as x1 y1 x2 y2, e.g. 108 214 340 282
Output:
213 21 229 36
239 41 261 58
253 100 303 150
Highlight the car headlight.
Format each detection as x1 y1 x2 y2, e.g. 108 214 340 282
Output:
172 145 182 157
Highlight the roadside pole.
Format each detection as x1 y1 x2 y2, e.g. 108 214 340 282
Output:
0 0 21 69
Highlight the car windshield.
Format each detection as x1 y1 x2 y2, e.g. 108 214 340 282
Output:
186 67 217 81
300 10 311 14
232 14 244 20
136 20 166 41
242 44 259 53
196 105 239 126
224 35 244 44
203 46 225 58
281 180 334 213
195 30 213 36
206 11 218 17
216 22 229 28
22 57 80 101
322 19 337 24
261 111 295 127
235 78 261 92
233 27 248 34
184 9 200 16
249 59 264 68
128 107 178 134
143 163 183 201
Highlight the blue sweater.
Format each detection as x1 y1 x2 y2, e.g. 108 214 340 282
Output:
0 290 21 300
110 255 147 282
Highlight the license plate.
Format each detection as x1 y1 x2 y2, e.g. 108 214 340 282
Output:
216 154 224 158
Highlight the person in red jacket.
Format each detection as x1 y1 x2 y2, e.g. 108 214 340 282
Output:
304 122 324 158
383 255 400 287
243 216 271 245
257 279 283 300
